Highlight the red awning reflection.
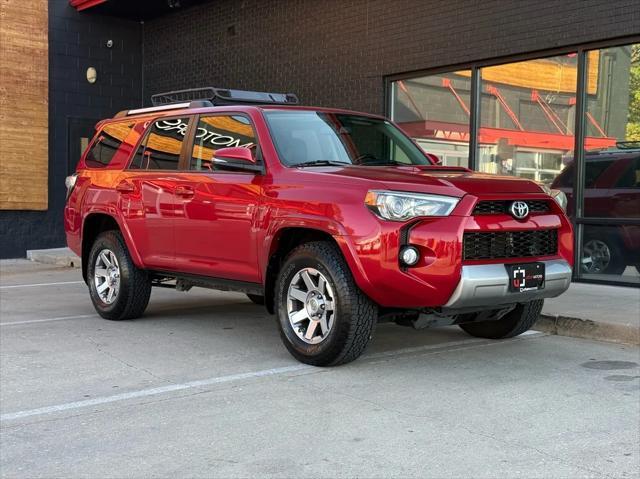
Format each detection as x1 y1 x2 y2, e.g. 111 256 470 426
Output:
397 120 616 151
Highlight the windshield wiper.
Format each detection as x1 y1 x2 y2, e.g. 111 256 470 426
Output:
354 154 407 166
294 160 351 168
359 159 407 166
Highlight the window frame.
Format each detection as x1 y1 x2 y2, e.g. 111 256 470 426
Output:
125 114 195 172
385 34 640 286
186 112 264 175
84 120 135 169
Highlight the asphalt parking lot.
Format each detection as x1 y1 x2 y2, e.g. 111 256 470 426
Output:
1 260 639 478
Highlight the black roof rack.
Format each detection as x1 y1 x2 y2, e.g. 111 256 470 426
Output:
616 141 640 150
150 87 299 107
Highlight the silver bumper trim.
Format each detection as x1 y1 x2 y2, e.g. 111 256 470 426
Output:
443 260 572 310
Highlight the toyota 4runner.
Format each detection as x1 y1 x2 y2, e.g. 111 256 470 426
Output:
64 87 574 366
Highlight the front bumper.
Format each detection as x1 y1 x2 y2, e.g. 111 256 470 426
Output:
442 259 572 312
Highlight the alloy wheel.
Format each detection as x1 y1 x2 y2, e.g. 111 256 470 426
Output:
94 249 121 304
582 239 611 274
286 267 336 344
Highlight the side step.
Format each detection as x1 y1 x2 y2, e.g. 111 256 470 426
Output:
151 271 263 296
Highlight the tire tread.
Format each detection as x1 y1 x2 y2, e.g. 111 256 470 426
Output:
459 299 543 339
276 241 377 366
88 230 151 320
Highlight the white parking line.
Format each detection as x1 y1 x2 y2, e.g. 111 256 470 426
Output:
0 281 84 290
0 335 543 423
1 364 310 422
0 314 96 327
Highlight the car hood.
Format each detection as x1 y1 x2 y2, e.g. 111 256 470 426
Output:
307 165 544 197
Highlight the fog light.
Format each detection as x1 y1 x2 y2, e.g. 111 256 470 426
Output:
400 246 420 266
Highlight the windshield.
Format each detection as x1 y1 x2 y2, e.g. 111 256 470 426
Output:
263 110 432 167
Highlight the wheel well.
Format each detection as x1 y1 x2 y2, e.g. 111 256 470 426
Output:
81 214 120 282
264 228 340 314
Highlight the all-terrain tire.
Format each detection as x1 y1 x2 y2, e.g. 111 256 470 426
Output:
87 230 151 320
275 241 377 366
459 299 544 339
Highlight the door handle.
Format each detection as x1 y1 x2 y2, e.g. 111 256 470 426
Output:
115 180 135 194
175 185 195 198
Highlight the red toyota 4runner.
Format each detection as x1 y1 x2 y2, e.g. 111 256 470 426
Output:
64 88 574 366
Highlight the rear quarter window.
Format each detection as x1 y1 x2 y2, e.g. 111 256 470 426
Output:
85 122 135 168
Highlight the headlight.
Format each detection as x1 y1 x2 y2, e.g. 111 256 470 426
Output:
365 190 459 221
551 189 567 211
539 184 568 211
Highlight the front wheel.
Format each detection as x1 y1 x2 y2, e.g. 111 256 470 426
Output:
581 234 626 275
275 242 377 366
458 299 543 339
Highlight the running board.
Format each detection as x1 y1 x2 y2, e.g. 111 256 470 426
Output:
150 271 264 296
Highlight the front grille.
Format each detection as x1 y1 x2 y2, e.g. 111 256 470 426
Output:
473 200 550 215
463 229 558 260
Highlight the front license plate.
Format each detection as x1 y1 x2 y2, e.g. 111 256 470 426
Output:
507 262 545 293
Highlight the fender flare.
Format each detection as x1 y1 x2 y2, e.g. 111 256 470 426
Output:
262 215 375 300
81 208 145 269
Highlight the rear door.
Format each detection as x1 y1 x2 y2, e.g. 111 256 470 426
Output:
172 113 263 283
118 116 193 271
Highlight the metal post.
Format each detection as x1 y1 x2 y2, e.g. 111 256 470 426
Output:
572 49 588 278
469 67 481 170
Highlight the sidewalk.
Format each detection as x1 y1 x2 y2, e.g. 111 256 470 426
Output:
539 282 639 345
26 247 80 268
23 247 640 345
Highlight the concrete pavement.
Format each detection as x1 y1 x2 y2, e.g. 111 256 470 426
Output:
24 247 640 345
1 260 639 478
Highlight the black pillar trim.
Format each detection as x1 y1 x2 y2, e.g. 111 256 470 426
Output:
572 48 588 279
469 67 481 170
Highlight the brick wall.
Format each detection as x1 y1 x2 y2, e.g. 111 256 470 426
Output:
1 0 638 258
0 2 142 258
143 0 639 114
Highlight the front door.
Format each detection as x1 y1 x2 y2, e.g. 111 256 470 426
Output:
172 114 262 283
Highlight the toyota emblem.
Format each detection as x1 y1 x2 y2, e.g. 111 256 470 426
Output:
510 201 529 220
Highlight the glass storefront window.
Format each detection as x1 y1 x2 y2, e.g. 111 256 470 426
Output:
582 44 640 219
387 43 640 286
578 43 640 284
580 225 640 284
390 71 471 167
478 54 578 186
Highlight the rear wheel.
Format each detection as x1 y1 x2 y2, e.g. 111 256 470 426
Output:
275 241 377 366
458 299 543 339
87 230 151 320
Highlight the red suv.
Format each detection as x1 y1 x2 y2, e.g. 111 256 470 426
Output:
64 88 574 366
552 145 640 276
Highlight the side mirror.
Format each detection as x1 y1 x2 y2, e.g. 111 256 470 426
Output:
213 147 262 172
424 153 442 165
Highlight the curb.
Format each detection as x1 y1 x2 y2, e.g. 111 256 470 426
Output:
536 314 639 346
26 248 81 269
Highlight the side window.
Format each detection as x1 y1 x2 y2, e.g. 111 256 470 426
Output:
130 117 190 170
85 122 134 168
614 157 640 188
190 115 257 171
584 159 614 188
